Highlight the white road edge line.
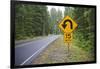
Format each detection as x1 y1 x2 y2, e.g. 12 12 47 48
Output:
20 44 46 65
20 35 59 65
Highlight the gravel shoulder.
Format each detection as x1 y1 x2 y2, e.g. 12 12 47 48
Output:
32 36 94 64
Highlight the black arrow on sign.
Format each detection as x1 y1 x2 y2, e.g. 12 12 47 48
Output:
62 19 73 29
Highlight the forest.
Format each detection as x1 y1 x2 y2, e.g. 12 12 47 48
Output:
15 4 95 53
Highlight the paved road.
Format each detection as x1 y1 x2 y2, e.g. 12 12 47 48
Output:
15 35 60 65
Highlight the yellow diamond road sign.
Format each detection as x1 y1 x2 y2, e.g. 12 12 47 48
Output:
59 16 78 33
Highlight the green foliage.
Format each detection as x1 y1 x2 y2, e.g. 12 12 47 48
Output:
71 7 95 53
64 7 74 18
49 8 63 34
15 4 49 40
15 4 63 40
64 7 95 53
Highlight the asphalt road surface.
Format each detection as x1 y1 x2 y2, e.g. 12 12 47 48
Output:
15 35 60 65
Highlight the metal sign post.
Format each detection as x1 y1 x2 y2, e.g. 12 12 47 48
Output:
67 42 70 56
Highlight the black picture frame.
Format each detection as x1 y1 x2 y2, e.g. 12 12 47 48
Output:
11 0 96 68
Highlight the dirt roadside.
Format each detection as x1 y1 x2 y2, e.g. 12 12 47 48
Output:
32 36 94 64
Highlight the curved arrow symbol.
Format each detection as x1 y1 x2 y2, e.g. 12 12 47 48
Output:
62 19 73 29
